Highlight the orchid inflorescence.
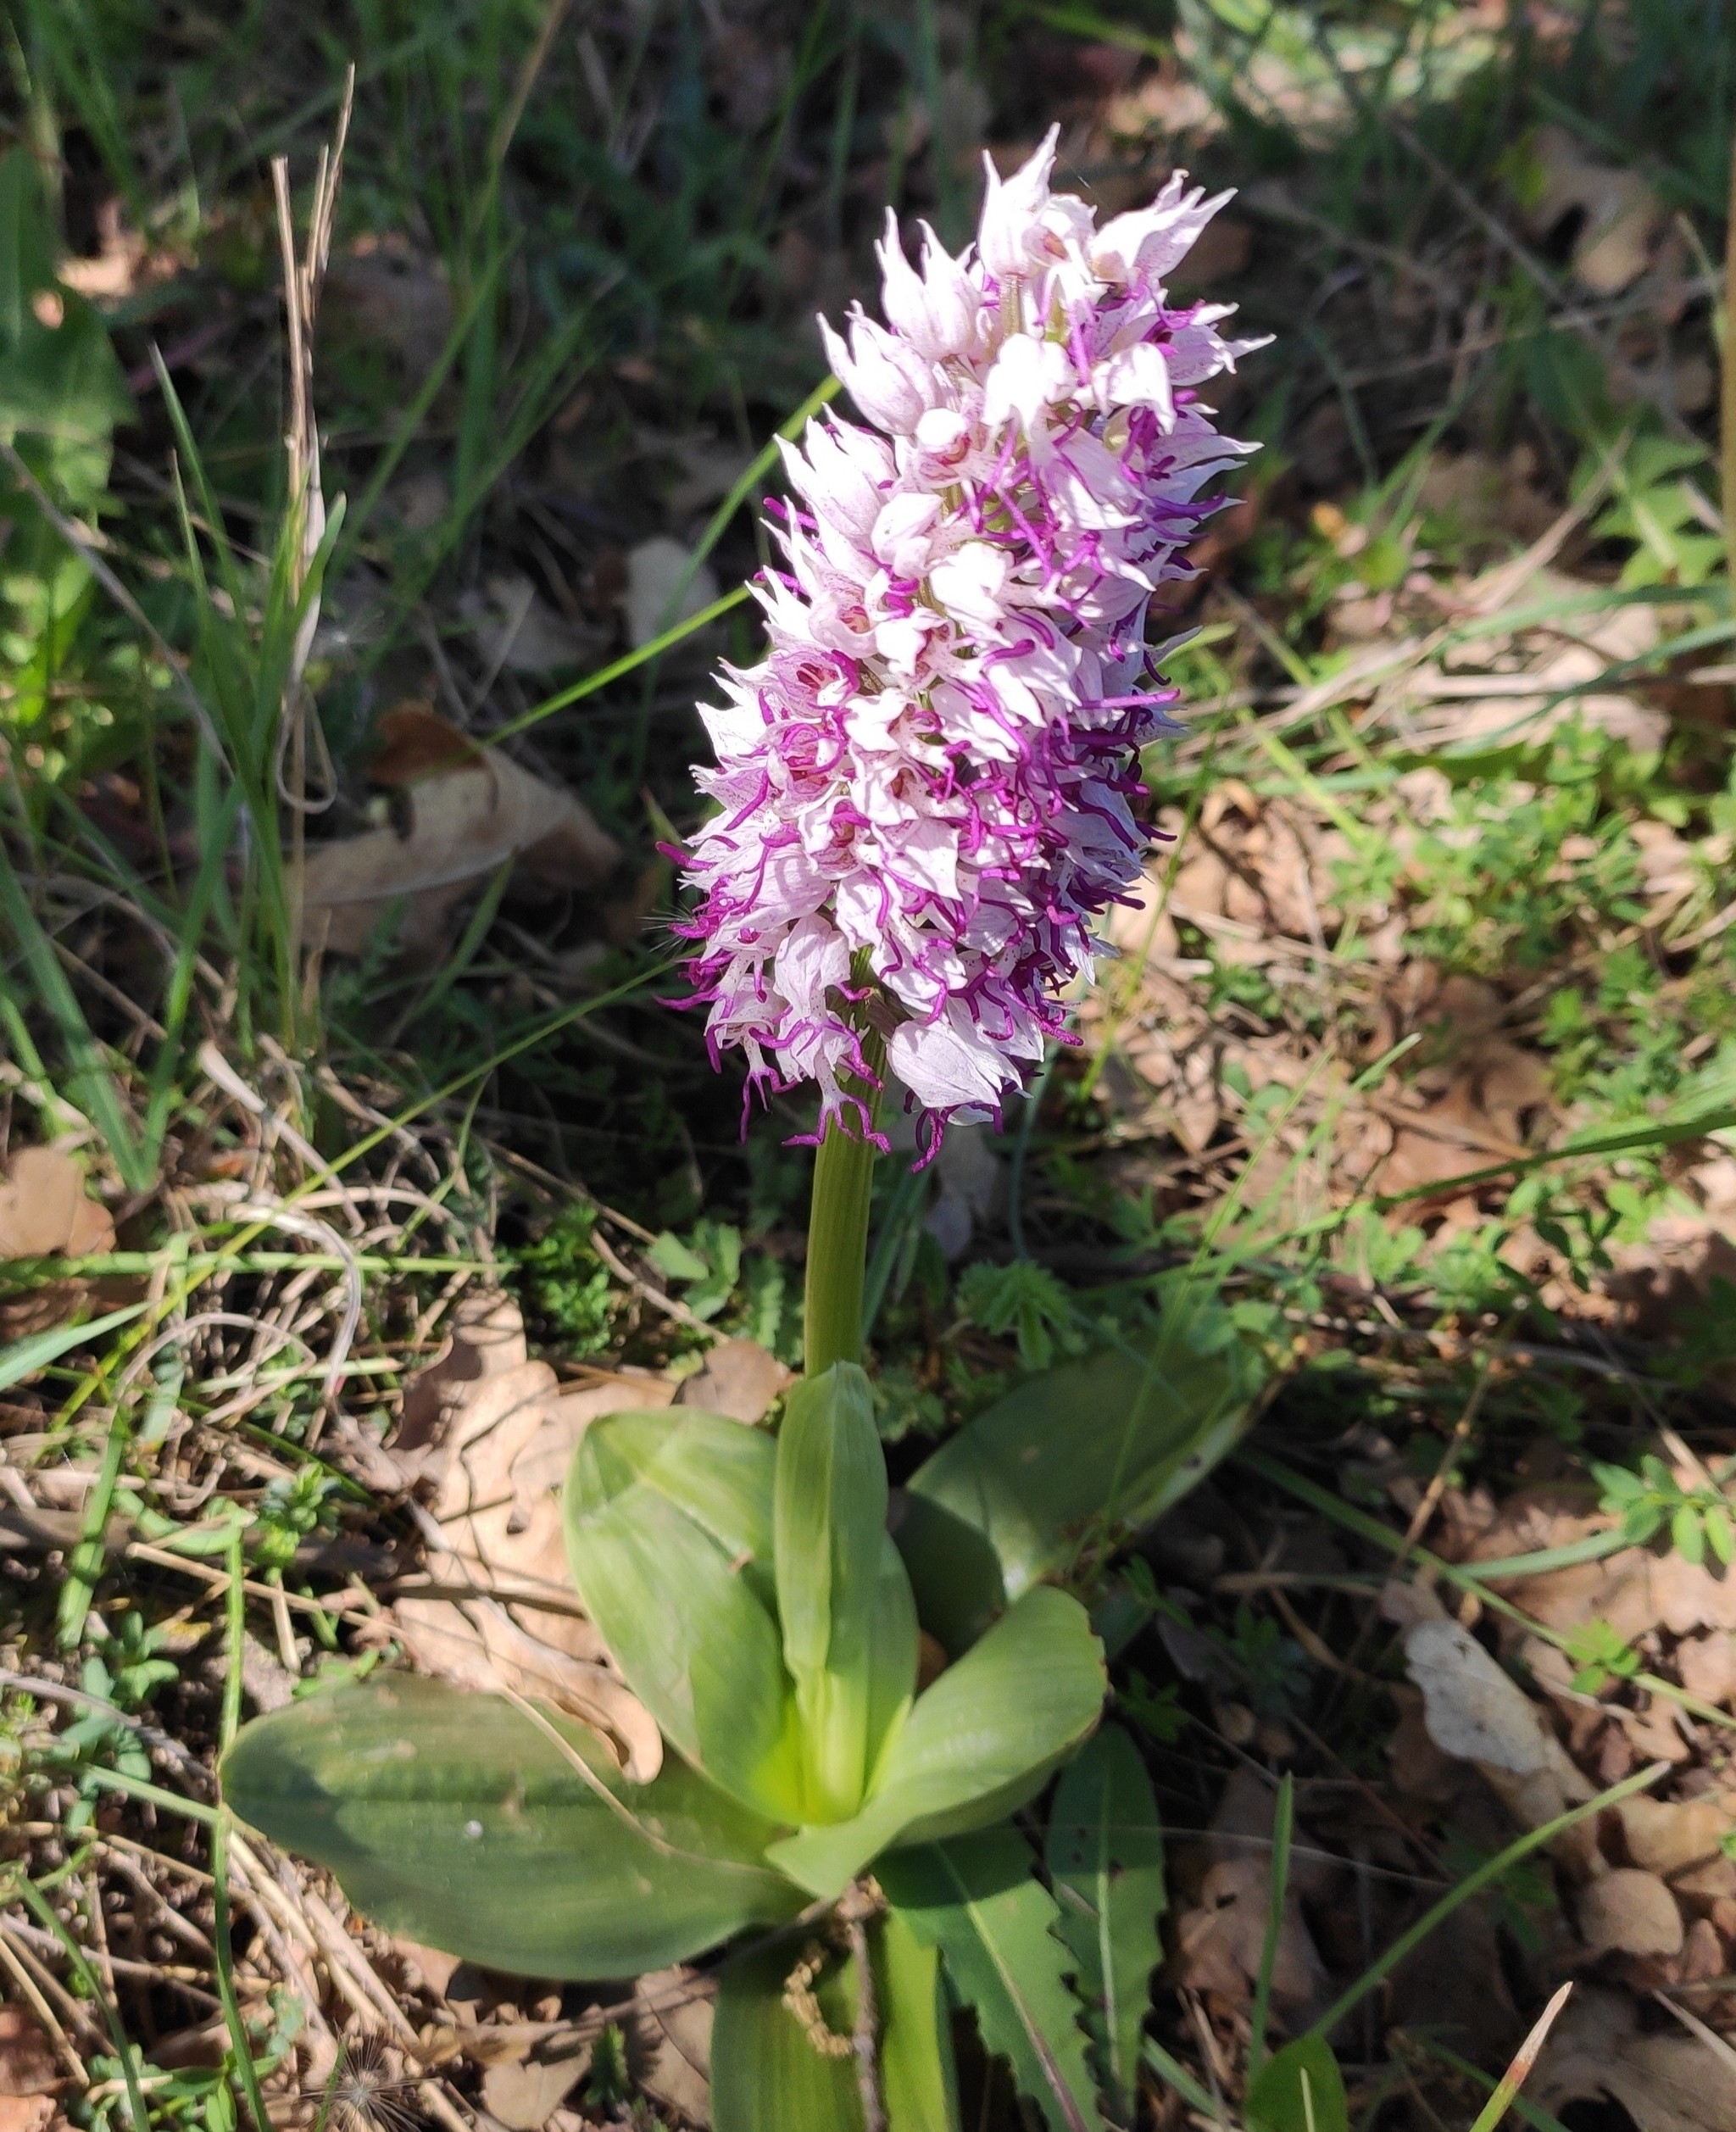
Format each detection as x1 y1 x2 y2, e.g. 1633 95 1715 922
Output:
680 128 1260 1160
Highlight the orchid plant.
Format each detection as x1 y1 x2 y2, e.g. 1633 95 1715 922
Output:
225 136 1270 2132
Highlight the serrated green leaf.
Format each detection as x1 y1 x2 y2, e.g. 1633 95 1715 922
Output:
565 1408 805 1820
899 1298 1266 1652
1244 2035 1349 2132
775 1362 915 1820
1044 1723 1164 2124
1706 1505 1734 1566
710 1908 962 2132
221 1676 800 1979
880 1831 1098 2132
766 1588 1104 1899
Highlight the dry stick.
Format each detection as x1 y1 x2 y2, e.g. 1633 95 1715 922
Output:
0 1923 92 2083
837 1883 887 2132
270 70 353 1005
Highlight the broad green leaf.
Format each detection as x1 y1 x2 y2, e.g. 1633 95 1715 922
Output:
710 1912 961 2132
775 1362 914 1819
767 1587 1104 1898
899 1296 1267 1651
565 1407 806 1819
880 1831 1098 2132
712 1937 862 2132
1244 2035 1349 2132
220 1675 800 1979
879 1905 962 2132
1045 1723 1165 2124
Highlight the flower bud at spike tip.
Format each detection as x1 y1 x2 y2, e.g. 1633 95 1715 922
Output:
677 128 1264 1164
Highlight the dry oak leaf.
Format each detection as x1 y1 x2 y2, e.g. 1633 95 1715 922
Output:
300 708 620 959
1517 125 1668 296
630 1966 715 2127
1616 1795 1736 1880
0 1146 115 1260
1478 1525 1736 1646
673 1338 790 1424
0 2009 61 2099
0 2104 57 2132
474 2026 594 2130
0 1145 120 1344
1577 1868 1685 1959
1677 1632 1736 1712
1535 1987 1736 2132
1404 1619 1593 1834
387 1288 665 1780
1172 1856 1332 2021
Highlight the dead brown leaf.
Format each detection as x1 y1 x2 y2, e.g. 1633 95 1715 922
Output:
1579 1868 1685 1958
1616 1795 1736 1880
1404 1618 1593 1834
630 1966 714 2126
300 710 620 958
1172 1771 1333 2025
673 1339 790 1424
1535 1988 1736 2132
1173 1856 1332 2022
1517 126 1668 297
1677 1634 1736 1711
0 1144 121 1343
387 1289 666 1779
0 1146 115 1261
0 2103 57 2132
0 2009 61 2100
476 2027 594 2129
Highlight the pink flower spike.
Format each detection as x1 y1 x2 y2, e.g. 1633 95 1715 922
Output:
678 140 1258 1158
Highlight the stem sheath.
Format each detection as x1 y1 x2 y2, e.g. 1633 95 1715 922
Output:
803 1033 886 1377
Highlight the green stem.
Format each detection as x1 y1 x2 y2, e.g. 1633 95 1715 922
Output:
803 1033 886 1378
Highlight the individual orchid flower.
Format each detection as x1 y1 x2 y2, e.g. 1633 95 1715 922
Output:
679 126 1261 1163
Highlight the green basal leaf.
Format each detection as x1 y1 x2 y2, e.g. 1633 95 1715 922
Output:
766 1587 1104 1899
712 1937 862 2132
865 1532 919 1795
899 1293 1268 1651
220 1675 800 1979
1244 2035 1349 2132
565 1406 806 1820
1045 1722 1165 2125
880 1830 1099 2132
710 1912 962 2132
775 1363 915 1820
879 1904 963 2132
